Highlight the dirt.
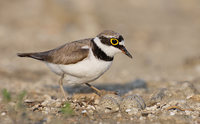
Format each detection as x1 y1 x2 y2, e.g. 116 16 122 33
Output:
0 0 200 123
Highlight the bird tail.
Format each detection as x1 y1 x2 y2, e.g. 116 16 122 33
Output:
17 52 46 61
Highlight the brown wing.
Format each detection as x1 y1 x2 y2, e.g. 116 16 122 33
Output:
17 38 92 65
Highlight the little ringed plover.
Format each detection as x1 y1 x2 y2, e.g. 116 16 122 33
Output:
17 30 132 100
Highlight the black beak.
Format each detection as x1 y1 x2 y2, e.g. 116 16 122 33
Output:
120 46 133 58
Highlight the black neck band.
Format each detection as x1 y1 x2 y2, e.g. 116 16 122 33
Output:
91 39 114 61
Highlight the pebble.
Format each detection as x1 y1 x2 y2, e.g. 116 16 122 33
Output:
185 110 191 115
103 94 122 103
88 109 94 115
146 105 157 111
180 82 199 97
43 94 51 100
94 99 100 105
9 81 200 123
120 95 146 115
139 116 146 120
147 88 168 106
81 110 87 113
170 111 175 116
54 101 62 108
1 112 6 116
125 109 131 112
86 105 95 110
127 108 138 115
97 94 120 114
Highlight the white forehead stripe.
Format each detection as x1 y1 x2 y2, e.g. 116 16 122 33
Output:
103 35 118 38
93 37 121 57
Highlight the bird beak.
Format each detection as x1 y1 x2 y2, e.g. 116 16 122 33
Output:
120 46 133 58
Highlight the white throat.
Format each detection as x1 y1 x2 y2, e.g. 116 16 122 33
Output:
93 37 121 57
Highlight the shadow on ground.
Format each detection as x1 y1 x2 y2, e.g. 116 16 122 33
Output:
47 79 147 95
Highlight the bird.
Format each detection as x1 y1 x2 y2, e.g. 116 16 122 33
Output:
17 30 132 100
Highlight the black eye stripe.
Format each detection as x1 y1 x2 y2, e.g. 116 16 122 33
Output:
99 36 124 46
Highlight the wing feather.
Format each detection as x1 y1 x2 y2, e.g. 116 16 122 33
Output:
18 38 92 65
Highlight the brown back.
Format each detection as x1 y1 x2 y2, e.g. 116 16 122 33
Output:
18 38 92 65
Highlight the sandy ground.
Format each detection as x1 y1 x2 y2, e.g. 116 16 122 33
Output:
0 0 200 123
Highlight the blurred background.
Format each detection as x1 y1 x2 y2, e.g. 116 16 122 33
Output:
0 0 200 92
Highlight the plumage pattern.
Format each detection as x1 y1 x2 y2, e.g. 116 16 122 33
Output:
17 30 132 99
18 38 92 65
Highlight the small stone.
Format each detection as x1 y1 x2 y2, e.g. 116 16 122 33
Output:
147 88 168 106
44 111 48 114
97 94 120 114
94 99 100 105
116 113 122 117
125 109 131 112
44 94 51 100
185 110 191 115
81 110 87 113
88 109 93 114
102 94 122 103
82 102 87 106
41 99 50 106
127 108 138 115
146 105 157 111
139 116 146 120
180 82 199 97
24 99 35 103
87 105 95 110
189 94 200 101
1 112 6 116
54 101 62 108
120 95 146 115
170 111 175 116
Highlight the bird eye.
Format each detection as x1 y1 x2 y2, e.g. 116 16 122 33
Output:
110 38 119 45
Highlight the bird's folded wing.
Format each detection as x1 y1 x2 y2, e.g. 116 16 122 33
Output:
21 38 92 65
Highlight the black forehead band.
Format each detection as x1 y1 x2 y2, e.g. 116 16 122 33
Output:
100 35 123 40
118 35 124 42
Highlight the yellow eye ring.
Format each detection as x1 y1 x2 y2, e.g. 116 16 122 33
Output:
110 38 119 45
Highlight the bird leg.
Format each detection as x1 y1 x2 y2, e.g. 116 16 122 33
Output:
85 83 101 94
85 83 117 96
59 74 68 100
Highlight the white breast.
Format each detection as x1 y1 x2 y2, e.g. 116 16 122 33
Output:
46 49 112 84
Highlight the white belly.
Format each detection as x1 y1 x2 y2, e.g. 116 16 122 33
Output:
46 50 112 84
